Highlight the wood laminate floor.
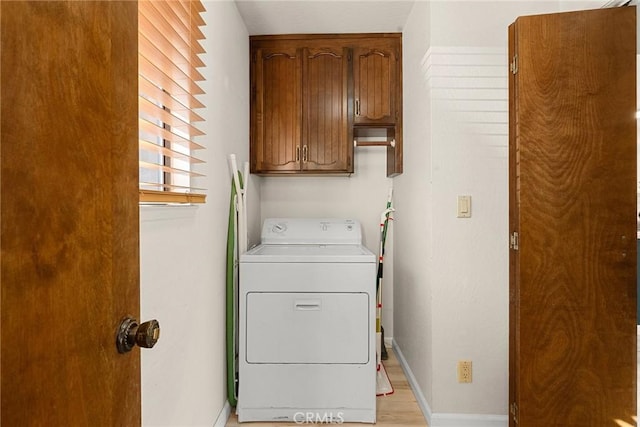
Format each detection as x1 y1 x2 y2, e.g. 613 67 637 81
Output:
226 347 428 426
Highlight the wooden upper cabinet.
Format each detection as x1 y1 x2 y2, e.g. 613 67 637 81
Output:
251 45 302 173
250 34 402 176
353 42 398 125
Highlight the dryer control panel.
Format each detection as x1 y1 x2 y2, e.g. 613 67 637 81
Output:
261 218 362 245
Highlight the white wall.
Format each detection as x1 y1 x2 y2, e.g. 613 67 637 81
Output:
396 0 591 423
259 149 396 334
139 2 256 426
393 0 434 407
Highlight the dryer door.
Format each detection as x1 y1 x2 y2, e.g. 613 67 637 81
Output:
246 292 370 364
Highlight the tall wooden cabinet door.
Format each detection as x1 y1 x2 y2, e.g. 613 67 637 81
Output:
302 47 353 173
251 46 302 173
507 22 520 427
1 2 141 426
353 42 398 125
509 7 636 427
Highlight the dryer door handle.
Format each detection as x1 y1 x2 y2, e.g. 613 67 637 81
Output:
294 300 321 311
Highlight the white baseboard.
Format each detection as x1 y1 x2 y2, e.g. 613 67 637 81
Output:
430 413 508 427
391 340 433 422
392 340 507 427
213 400 231 427
384 336 393 347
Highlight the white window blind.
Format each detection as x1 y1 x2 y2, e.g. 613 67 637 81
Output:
138 0 207 204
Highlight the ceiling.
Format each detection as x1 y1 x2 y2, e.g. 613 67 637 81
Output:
234 0 416 35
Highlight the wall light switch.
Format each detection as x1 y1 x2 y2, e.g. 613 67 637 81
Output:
457 195 471 218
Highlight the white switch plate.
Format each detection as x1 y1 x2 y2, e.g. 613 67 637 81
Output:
457 195 471 218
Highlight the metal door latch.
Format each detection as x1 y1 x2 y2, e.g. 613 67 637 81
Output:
510 232 519 250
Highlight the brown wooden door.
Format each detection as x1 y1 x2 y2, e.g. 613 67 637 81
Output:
1 2 141 426
353 41 398 126
251 46 302 173
509 6 636 426
302 47 353 173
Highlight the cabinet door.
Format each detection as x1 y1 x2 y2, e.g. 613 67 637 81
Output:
302 47 353 173
509 7 636 426
353 42 398 125
251 46 302 173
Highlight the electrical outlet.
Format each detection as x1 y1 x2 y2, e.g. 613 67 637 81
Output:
458 360 472 383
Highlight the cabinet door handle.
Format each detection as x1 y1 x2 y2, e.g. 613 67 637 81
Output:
296 145 300 162
355 99 360 116
302 145 308 163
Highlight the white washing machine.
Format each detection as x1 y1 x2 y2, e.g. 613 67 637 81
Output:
238 218 376 423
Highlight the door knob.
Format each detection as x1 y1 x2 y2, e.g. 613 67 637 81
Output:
116 317 160 354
